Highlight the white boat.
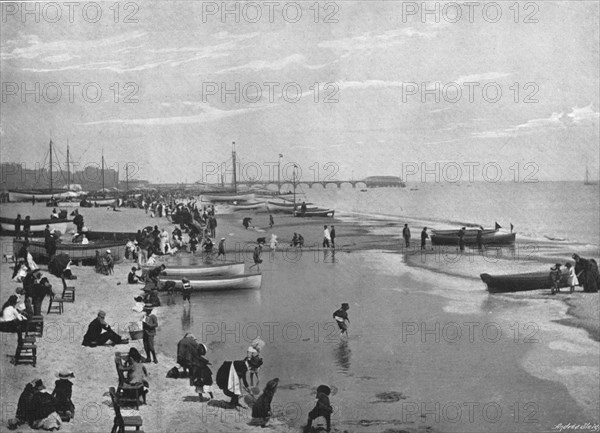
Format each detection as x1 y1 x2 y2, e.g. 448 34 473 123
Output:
9 190 73 202
142 261 246 277
0 217 68 236
159 273 262 291
230 201 267 211
202 193 256 203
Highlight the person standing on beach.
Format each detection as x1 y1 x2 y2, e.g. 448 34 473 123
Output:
476 229 483 251
217 238 226 260
402 224 411 247
565 262 579 293
182 278 192 304
269 214 274 228
333 303 350 336
421 227 428 250
250 244 263 271
14 215 22 239
458 230 466 253
142 304 158 363
323 225 331 248
304 385 333 433
330 225 336 248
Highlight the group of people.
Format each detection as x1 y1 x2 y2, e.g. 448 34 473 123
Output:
8 371 75 430
550 254 600 294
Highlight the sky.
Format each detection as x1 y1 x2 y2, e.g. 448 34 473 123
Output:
1 0 599 184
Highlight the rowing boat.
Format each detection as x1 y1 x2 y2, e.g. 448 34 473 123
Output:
230 202 267 211
158 273 262 291
431 230 515 246
431 228 497 236
294 208 335 218
143 261 246 278
13 238 127 263
8 189 73 202
480 272 570 293
1 217 69 236
202 193 256 203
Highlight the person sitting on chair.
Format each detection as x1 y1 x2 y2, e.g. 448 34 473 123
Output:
82 311 128 347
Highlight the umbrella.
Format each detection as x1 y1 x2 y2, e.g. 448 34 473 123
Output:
48 253 70 278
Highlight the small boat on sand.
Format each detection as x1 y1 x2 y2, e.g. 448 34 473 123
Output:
294 208 335 218
158 273 262 291
13 238 126 263
1 217 69 237
431 230 515 246
202 193 256 203
230 202 266 211
143 261 246 278
480 272 570 293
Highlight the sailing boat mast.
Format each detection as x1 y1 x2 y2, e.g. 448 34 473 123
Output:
49 139 53 197
125 164 129 192
292 164 297 211
66 142 70 190
101 150 105 196
232 141 237 193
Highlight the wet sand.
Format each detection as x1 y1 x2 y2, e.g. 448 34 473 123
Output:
0 202 598 432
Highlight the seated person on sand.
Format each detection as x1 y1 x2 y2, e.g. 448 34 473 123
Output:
52 370 75 421
16 379 63 431
82 310 128 347
128 267 141 284
127 348 150 392
0 295 27 337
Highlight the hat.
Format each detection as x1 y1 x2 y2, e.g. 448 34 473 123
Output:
182 277 190 283
221 238 226 240
341 302 349 308
551 263 562 270
56 370 75 379
143 303 154 311
247 346 258 355
33 379 45 390
106 249 111 253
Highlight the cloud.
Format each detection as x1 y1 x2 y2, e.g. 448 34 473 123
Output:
455 72 511 83
472 105 599 139
216 54 326 73
77 104 275 126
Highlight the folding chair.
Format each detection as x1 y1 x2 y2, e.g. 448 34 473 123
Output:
47 293 64 314
114 355 145 410
61 278 75 303
109 387 144 433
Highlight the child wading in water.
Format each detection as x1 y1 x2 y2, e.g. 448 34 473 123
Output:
333 303 350 336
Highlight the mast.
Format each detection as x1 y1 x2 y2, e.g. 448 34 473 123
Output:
125 164 129 192
232 141 237 193
66 142 70 190
49 139 54 196
293 164 297 210
101 150 105 197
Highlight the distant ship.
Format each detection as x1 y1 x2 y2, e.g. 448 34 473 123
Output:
363 176 406 188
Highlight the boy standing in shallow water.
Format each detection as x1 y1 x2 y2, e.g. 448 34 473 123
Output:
333 303 350 336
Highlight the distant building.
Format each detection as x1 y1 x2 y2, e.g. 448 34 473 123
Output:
363 176 406 187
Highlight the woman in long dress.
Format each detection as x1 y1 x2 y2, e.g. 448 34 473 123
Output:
159 229 169 255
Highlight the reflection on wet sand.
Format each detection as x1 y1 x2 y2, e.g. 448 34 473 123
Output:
333 339 351 373
181 305 192 331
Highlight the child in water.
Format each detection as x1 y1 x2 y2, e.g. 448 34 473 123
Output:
333 303 350 336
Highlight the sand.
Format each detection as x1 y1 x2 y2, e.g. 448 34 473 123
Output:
1 203 597 432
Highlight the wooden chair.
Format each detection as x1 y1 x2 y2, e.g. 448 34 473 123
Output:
109 387 144 433
14 336 37 367
25 316 44 338
114 355 145 409
46 293 64 314
61 278 75 303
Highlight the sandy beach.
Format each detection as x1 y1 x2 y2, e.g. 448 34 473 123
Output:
1 202 598 433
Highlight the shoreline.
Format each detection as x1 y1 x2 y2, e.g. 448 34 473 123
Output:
1 203 598 432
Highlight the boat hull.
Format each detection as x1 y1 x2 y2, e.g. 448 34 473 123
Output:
13 238 127 263
143 262 246 278
431 228 497 236
294 209 335 218
202 193 256 203
231 202 267 211
8 190 72 202
1 218 69 237
431 232 515 246
159 273 262 291
481 272 570 293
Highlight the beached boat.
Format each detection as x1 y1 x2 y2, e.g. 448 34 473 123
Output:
0 217 69 237
431 228 497 236
294 208 335 218
480 272 569 293
13 238 127 263
202 193 256 203
230 201 267 211
76 230 137 242
143 261 246 278
431 230 515 246
158 273 262 291
8 189 73 202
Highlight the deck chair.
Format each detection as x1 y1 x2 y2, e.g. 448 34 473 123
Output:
114 355 145 409
47 293 64 314
61 278 75 303
109 387 144 433
26 316 44 338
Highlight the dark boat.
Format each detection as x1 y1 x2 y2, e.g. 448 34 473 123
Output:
431 230 515 246
13 238 127 264
481 272 570 293
294 208 335 218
